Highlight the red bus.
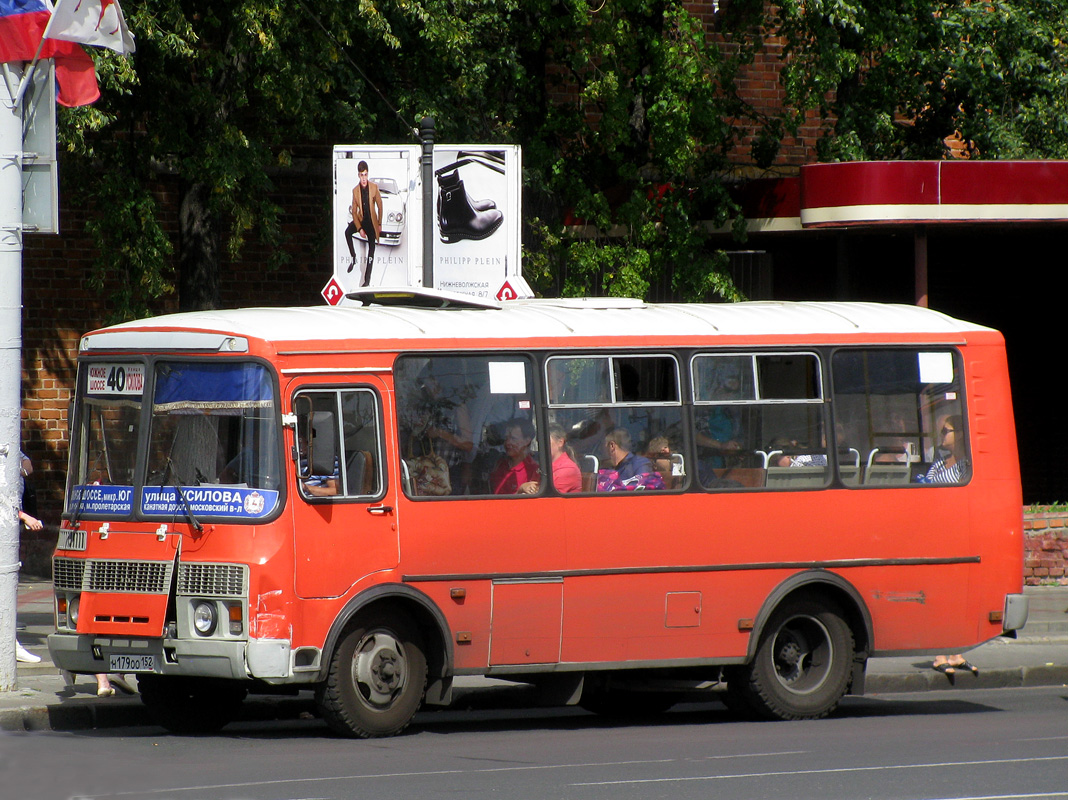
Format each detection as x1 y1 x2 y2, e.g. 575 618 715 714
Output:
48 291 1027 736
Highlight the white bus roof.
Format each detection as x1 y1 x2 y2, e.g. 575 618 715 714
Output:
81 298 993 353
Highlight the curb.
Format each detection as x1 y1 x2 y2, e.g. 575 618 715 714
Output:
4 666 1068 732
864 665 1068 695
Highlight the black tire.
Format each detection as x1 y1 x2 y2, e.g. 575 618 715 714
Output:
316 609 427 738
740 597 854 721
137 675 247 734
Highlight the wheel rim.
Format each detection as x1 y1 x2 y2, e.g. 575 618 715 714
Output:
351 630 408 709
771 613 833 695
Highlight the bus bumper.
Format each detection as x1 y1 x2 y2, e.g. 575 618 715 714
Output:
48 632 251 681
1002 593 1029 634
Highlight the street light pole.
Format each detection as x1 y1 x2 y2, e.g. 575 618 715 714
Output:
0 62 26 692
420 116 434 290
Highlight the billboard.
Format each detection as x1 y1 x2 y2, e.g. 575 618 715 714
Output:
329 144 531 304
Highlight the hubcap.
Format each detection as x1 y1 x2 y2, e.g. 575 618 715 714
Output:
772 614 833 695
351 631 407 708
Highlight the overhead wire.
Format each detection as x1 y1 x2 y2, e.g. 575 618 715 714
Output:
294 0 419 141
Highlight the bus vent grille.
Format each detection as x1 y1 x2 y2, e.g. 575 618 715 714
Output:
84 559 173 594
52 557 86 591
177 563 247 597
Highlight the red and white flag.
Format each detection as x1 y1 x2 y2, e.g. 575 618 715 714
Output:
46 0 135 55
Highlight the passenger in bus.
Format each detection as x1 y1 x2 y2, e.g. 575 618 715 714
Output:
696 406 742 487
552 426 582 493
645 435 674 488
490 418 540 494
604 428 655 481
921 414 970 484
297 439 339 497
520 423 580 494
415 369 473 493
769 437 827 468
302 465 339 497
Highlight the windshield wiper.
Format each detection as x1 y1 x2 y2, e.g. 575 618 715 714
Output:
162 457 203 533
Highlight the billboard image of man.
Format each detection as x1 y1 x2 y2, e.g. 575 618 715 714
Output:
344 161 383 287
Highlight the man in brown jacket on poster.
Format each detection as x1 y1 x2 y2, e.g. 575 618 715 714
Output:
345 160 383 287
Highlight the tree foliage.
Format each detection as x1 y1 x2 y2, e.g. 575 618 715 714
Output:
60 0 771 318
776 0 1068 161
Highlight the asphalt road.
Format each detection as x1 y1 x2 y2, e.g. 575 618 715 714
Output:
5 685 1068 800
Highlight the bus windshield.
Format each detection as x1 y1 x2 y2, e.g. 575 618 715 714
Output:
67 360 282 521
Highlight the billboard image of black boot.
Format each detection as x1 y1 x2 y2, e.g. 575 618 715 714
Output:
436 156 504 243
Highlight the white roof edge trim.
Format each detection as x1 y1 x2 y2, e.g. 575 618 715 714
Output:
510 297 647 310
82 331 249 354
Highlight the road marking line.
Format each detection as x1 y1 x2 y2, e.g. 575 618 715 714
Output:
570 754 1068 786
77 751 807 797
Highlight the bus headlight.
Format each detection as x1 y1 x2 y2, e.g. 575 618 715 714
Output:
193 601 217 636
68 595 80 629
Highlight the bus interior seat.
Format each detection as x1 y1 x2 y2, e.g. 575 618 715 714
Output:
345 450 374 495
864 463 911 486
765 466 827 489
580 454 599 493
839 464 862 486
839 448 862 486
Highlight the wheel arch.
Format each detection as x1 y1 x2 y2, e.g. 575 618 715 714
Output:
747 570 873 673
317 583 454 703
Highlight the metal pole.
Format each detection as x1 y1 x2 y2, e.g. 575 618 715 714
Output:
0 63 26 691
420 117 434 290
914 225 928 308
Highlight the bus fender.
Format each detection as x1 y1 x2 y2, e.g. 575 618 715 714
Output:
318 583 455 705
746 570 874 694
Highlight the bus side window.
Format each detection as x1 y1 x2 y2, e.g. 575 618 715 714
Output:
546 354 683 493
341 390 381 497
831 349 968 487
295 388 383 500
693 353 827 491
396 355 535 497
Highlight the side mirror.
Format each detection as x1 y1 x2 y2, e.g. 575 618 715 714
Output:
293 395 313 479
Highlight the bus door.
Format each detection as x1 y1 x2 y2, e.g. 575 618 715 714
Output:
291 377 398 598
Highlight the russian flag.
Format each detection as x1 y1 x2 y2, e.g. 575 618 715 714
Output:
1 0 100 107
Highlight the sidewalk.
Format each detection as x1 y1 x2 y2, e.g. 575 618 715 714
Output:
4 580 1068 732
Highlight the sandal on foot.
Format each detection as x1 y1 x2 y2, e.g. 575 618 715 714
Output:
933 662 956 675
97 686 116 697
958 659 979 676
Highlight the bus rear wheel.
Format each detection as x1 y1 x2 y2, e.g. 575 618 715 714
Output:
740 597 854 721
316 609 427 738
137 675 247 734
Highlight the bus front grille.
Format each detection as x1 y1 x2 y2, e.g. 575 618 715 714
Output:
53 557 173 594
177 563 248 597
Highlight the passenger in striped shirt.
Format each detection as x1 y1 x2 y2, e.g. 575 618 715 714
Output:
923 414 969 484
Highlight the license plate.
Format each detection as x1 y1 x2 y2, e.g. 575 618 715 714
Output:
109 654 156 673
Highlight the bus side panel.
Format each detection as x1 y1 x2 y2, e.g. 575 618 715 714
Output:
963 337 1024 644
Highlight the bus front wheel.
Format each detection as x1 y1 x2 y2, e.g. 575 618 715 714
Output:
317 609 427 738
741 597 854 721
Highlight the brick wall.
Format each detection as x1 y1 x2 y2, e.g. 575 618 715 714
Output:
1024 509 1068 586
17 159 332 577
